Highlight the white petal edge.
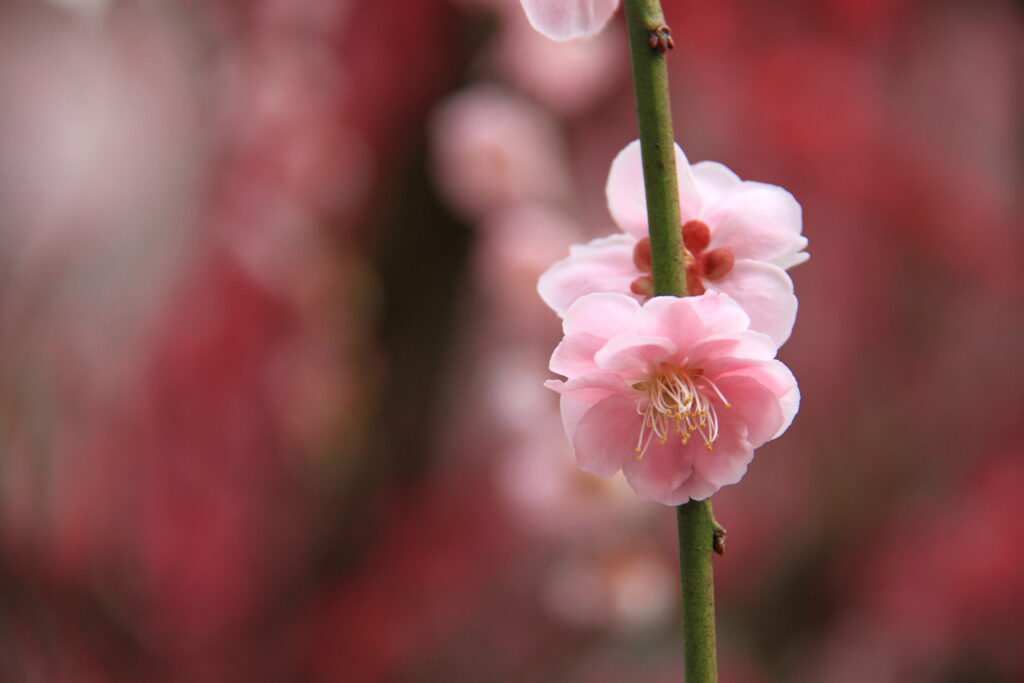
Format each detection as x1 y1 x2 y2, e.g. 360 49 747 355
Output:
537 234 637 316
706 260 797 347
519 0 620 41
562 291 642 340
606 139 702 239
704 181 804 262
691 160 741 207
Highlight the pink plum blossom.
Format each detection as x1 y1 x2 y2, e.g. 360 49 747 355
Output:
539 140 808 345
518 0 619 41
430 85 569 219
545 291 799 505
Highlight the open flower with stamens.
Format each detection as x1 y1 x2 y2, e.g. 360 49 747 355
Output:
518 0 620 41
539 140 808 346
545 291 799 505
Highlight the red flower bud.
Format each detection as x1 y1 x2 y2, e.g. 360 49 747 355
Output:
632 237 653 272
630 274 655 297
682 220 711 252
702 248 735 280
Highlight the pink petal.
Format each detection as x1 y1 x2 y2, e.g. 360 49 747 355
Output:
605 141 649 238
711 374 785 448
672 475 721 502
571 394 643 477
549 333 605 376
776 381 800 439
691 160 741 207
537 234 637 316
546 372 634 441
704 181 804 262
519 0 619 41
618 388 767 503
562 291 642 340
622 438 694 504
746 361 800 438
704 357 793 394
704 358 799 442
606 140 701 239
593 333 676 382
639 295 707 355
707 260 797 346
690 419 754 486
686 330 777 368
771 242 810 270
686 290 752 337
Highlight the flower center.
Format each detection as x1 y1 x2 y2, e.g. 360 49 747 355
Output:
630 221 735 297
634 363 731 458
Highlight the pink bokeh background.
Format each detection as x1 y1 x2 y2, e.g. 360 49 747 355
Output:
0 0 1021 681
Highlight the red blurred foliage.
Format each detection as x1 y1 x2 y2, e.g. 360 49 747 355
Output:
305 468 524 683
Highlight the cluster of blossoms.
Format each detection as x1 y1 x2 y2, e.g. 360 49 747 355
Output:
521 1 808 506
538 140 807 504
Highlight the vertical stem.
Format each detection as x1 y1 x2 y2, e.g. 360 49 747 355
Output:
622 2 718 681
622 0 685 299
676 501 719 682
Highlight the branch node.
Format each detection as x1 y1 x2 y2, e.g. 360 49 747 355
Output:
712 525 727 556
648 24 675 53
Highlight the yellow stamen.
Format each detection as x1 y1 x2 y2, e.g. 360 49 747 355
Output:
634 363 728 459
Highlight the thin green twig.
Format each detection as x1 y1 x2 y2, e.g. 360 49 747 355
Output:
621 2 719 680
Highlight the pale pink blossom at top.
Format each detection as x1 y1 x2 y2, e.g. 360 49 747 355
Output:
539 140 808 345
491 5 624 114
545 291 798 505
519 0 619 41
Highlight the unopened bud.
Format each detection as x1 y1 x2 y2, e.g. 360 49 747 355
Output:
630 274 655 297
682 220 711 252
632 237 653 272
702 248 735 280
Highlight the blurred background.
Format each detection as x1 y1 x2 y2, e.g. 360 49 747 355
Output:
0 0 1021 681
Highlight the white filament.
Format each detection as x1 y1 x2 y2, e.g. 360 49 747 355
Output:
634 364 730 458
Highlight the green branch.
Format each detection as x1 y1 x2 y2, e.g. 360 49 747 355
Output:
622 0 685 299
622 2 719 680
675 499 720 682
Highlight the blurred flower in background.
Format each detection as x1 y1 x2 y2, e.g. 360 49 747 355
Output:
0 0 1021 682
